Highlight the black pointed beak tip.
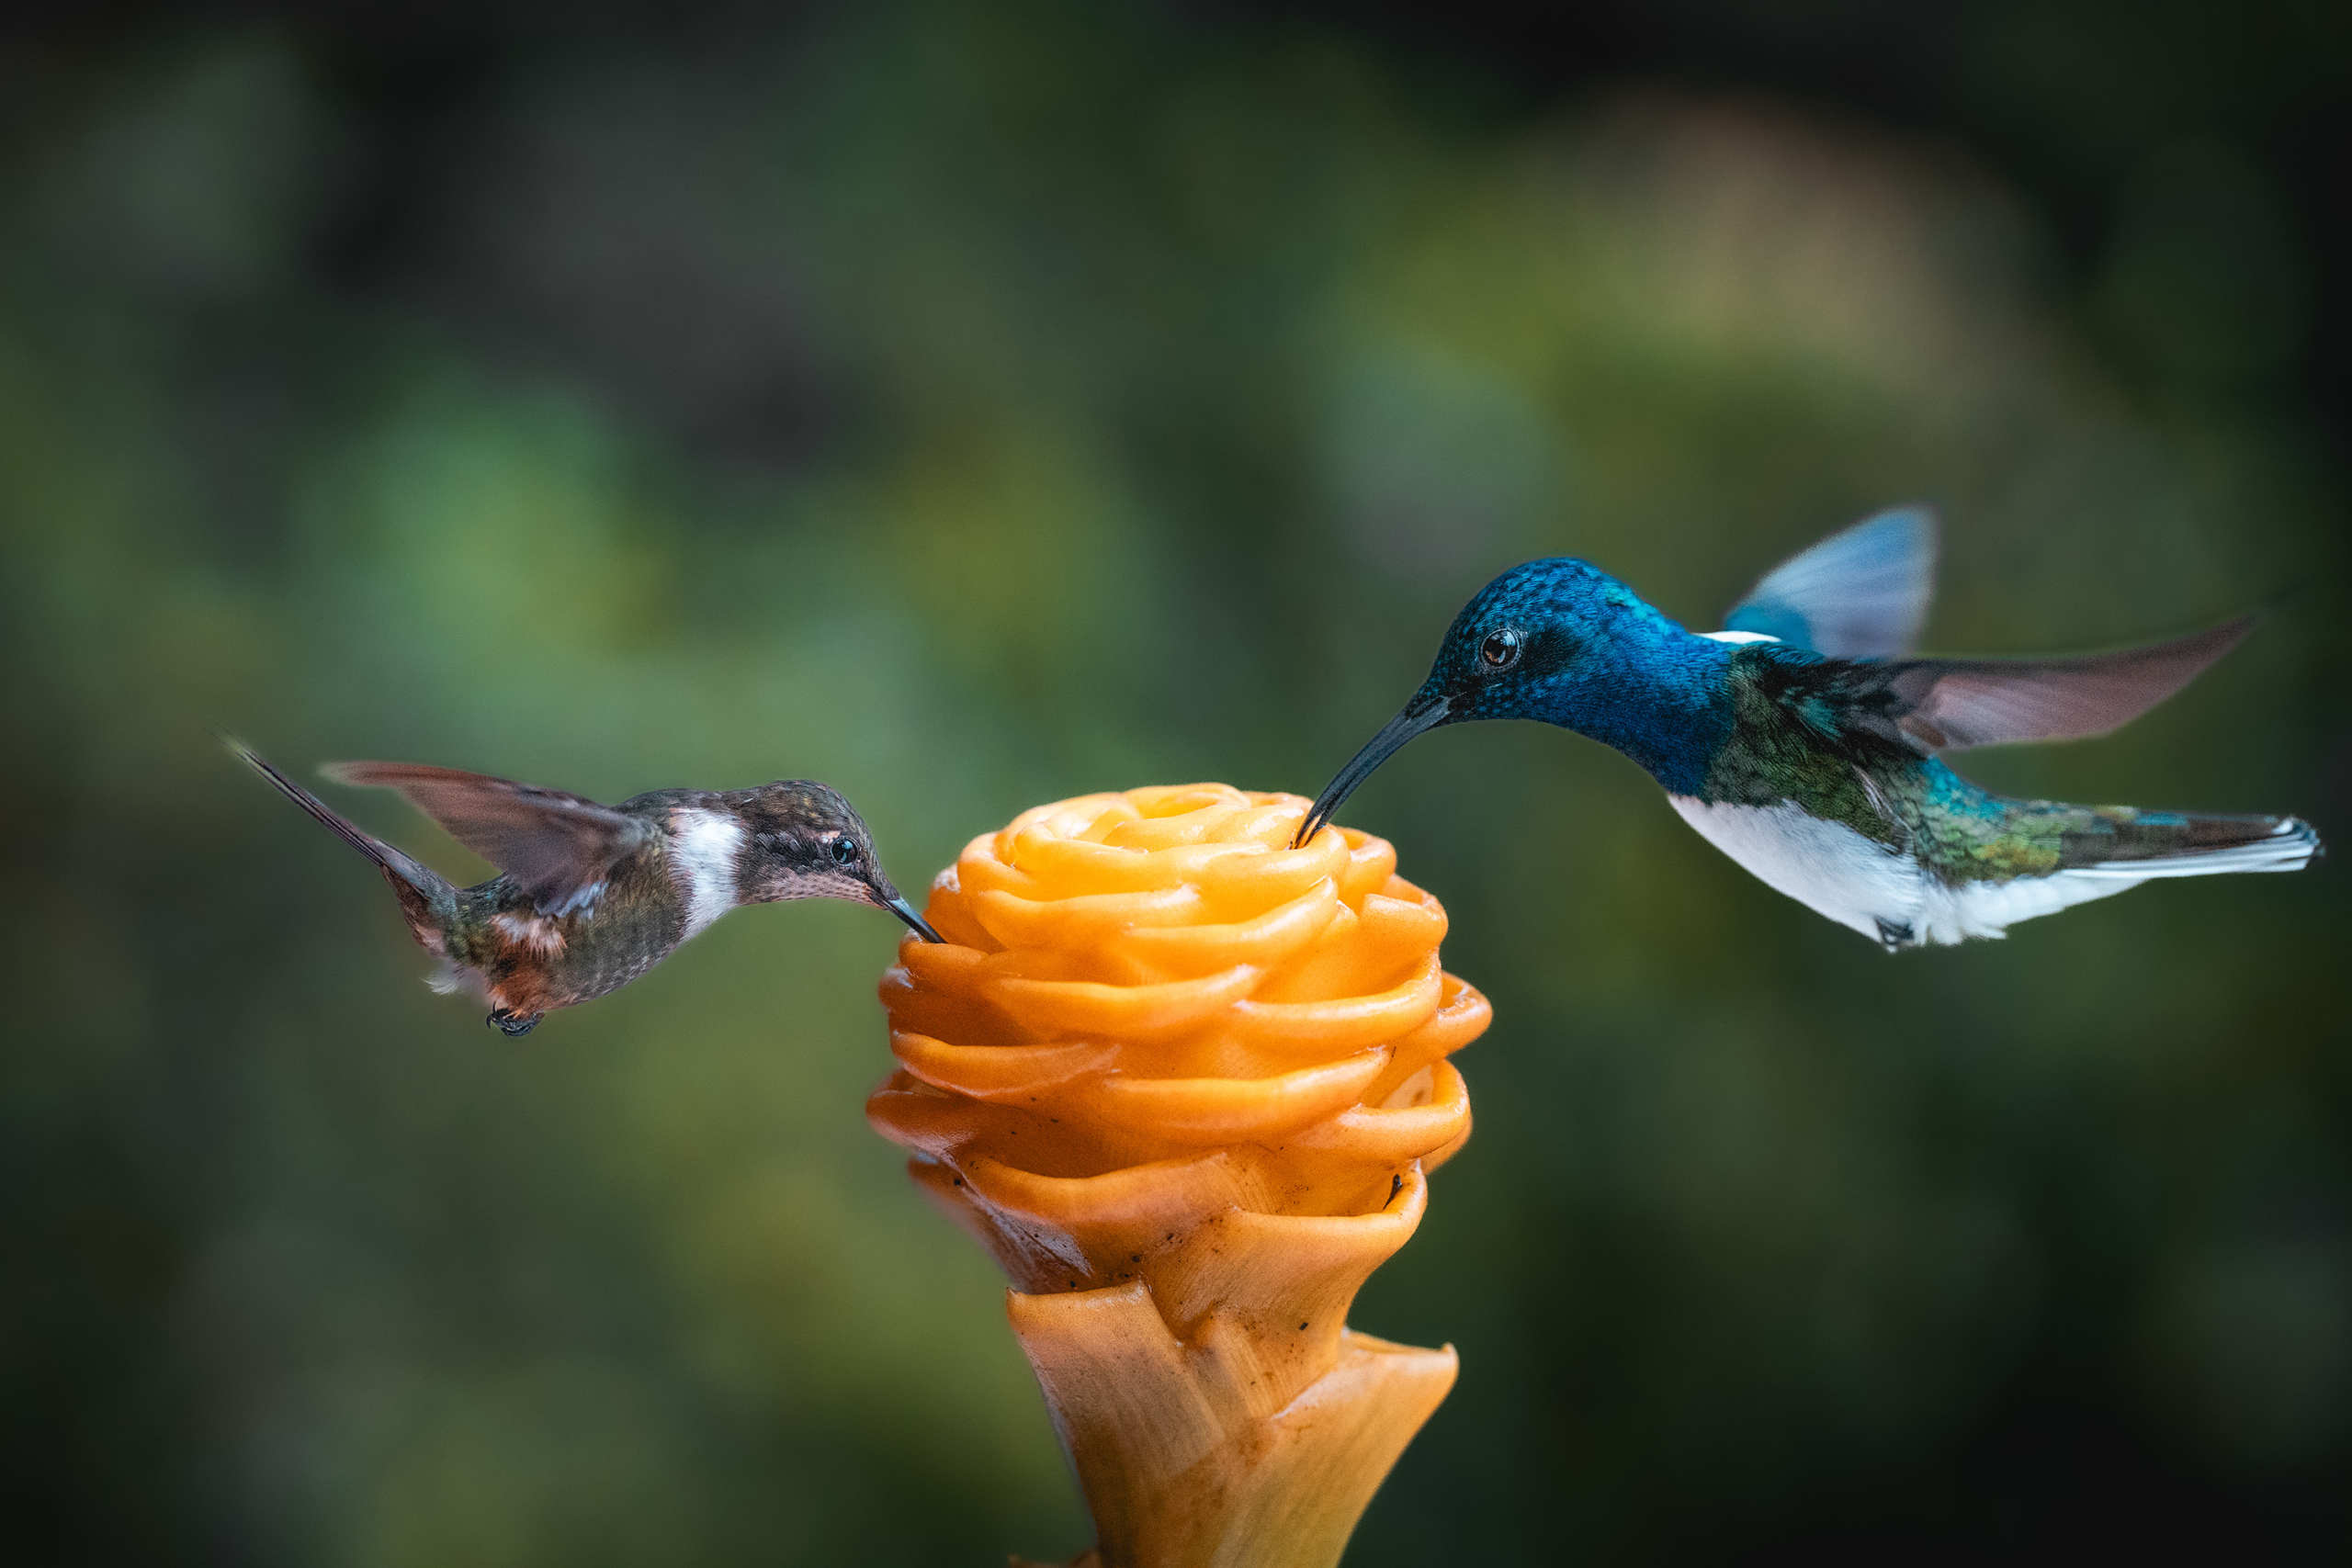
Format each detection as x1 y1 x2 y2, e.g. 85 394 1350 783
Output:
1289 694 1450 850
884 893 945 944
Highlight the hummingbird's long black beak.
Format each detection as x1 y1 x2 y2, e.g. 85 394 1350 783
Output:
882 892 945 943
1293 693 1451 847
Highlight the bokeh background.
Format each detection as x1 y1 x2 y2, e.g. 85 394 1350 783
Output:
5 2 2348 1562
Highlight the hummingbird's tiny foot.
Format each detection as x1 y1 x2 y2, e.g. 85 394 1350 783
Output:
1874 917 1916 953
487 1007 542 1037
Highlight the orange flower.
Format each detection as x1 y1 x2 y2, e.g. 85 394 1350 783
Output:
869 784 1487 1568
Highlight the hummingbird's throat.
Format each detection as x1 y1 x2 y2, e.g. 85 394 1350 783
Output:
672 808 747 935
1554 653 1731 797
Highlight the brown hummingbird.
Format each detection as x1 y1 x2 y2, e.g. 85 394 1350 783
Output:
231 742 941 1034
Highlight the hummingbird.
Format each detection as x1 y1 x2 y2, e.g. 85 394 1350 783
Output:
1296 508 2322 950
231 742 942 1032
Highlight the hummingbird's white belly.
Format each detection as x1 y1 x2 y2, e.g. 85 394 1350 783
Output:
1664 795 2160 949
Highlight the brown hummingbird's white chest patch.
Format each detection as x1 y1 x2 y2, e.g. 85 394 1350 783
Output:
492 909 568 954
671 807 745 938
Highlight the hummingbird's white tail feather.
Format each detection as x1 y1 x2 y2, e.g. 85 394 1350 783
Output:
2062 815 2322 878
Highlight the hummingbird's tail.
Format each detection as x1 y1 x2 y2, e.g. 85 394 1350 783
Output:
227 739 459 953
2048 807 2322 878
1902 797 2323 947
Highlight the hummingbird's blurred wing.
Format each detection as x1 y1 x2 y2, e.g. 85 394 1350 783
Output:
1856 615 2256 753
1723 506 1939 658
323 761 658 916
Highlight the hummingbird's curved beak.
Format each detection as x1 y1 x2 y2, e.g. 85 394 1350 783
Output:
1294 692 1451 847
882 891 945 943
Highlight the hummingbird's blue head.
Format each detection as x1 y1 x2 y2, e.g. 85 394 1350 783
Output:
1295 557 1726 843
1413 558 1667 721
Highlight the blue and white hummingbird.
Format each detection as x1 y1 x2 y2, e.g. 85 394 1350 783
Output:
232 743 942 1033
1295 508 2322 949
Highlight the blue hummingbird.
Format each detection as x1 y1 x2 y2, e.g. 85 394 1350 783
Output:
1295 508 2322 950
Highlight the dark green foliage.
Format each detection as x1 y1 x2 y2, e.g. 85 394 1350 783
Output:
2 3 2346 1562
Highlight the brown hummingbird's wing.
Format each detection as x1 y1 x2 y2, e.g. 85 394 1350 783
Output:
1857 615 2255 753
323 761 658 915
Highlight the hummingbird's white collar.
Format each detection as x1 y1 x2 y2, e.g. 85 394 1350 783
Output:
1698 630 1781 645
672 807 745 938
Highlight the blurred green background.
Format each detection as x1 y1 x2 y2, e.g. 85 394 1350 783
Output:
4 2 2347 1562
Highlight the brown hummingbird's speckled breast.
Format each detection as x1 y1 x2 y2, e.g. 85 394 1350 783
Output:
449 832 689 1017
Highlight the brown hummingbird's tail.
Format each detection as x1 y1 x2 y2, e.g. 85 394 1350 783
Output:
225 739 458 953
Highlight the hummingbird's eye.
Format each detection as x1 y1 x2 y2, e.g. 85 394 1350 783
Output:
829 835 856 866
1479 626 1523 671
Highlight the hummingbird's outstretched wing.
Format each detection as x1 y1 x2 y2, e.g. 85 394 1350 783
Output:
1851 615 2256 753
324 761 658 916
1723 506 1939 658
